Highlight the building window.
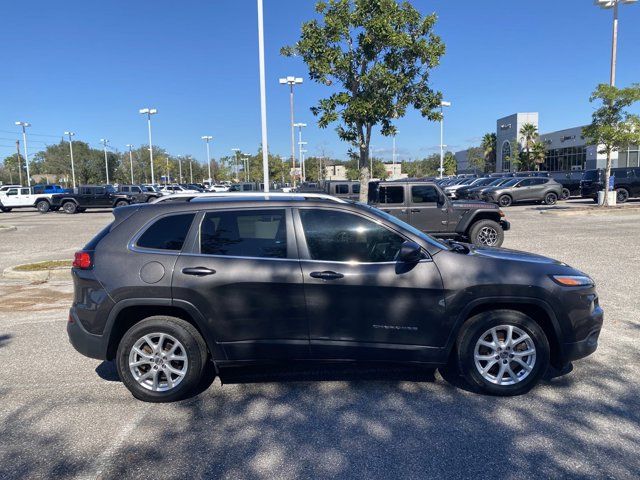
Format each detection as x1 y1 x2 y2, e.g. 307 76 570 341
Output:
502 141 511 172
543 145 587 172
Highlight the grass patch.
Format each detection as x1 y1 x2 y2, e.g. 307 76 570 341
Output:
14 260 72 271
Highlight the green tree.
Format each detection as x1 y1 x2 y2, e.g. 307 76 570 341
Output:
282 0 445 201
519 123 538 171
467 146 485 173
1 153 25 185
481 133 497 173
530 141 547 171
582 83 640 206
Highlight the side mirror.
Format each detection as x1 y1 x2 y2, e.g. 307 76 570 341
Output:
398 240 422 263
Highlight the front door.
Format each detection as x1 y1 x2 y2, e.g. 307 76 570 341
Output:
295 207 446 362
408 184 450 233
172 208 308 360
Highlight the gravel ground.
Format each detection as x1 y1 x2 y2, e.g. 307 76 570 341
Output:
0 202 639 479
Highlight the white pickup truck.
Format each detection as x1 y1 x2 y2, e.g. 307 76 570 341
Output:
0 187 59 213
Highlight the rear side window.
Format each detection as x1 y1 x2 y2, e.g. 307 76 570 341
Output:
352 184 360 194
137 213 195 251
411 185 439 203
335 184 349 194
200 209 287 259
379 186 405 204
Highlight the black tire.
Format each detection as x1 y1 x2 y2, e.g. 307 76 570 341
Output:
62 201 77 214
0 206 11 212
561 188 570 200
616 188 629 203
115 200 129 208
454 310 550 396
544 192 558 205
469 219 504 248
498 195 512 207
116 316 208 402
36 200 50 213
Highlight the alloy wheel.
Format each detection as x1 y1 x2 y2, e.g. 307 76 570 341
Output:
477 226 498 246
473 325 536 386
128 332 189 392
617 189 629 203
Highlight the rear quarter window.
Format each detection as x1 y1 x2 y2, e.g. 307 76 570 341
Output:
136 213 196 251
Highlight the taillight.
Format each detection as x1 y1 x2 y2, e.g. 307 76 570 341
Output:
73 251 93 270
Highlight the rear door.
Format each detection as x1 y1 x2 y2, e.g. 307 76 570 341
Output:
19 188 33 206
172 207 308 360
408 184 450 233
377 185 409 224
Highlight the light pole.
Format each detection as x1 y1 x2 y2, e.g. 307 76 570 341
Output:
64 131 76 188
177 155 183 184
231 148 241 181
15 122 31 186
243 154 251 182
594 0 637 87
100 139 110 184
188 156 193 184
125 144 135 184
139 108 157 184
257 0 270 192
439 100 451 179
201 136 213 184
279 76 303 186
294 122 307 182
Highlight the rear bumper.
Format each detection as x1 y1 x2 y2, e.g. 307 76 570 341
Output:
67 307 107 360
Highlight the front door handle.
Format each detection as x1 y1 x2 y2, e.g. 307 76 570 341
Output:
182 267 216 276
310 271 344 280
410 209 420 213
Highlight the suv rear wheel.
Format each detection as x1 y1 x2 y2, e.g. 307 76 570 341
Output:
498 195 512 207
115 200 129 208
454 310 549 396
616 188 629 203
469 219 504 248
561 188 570 200
544 192 558 205
116 316 208 402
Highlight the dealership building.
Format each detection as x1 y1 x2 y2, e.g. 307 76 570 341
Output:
456 112 640 174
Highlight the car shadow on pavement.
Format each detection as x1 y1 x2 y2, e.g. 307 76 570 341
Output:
0 334 12 349
95 360 120 382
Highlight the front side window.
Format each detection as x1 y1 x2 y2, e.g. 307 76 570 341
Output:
411 185 439 203
200 209 287 259
300 209 405 263
137 213 195 251
379 186 405 204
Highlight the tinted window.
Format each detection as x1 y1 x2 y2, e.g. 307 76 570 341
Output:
21 188 30 195
352 184 360 194
583 170 600 181
335 184 349 194
411 185 439 203
379 186 404 204
518 179 534 187
121 187 130 192
200 209 286 258
613 169 630 179
242 184 253 191
137 213 195 251
300 209 405 263
94 187 106 195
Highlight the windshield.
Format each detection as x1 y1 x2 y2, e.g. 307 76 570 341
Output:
105 185 116 193
357 203 450 251
472 178 493 186
583 170 600 181
500 178 520 187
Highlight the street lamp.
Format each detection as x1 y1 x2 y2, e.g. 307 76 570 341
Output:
243 154 251 182
257 0 270 192
201 136 213 184
177 155 183 184
188 155 193 184
279 76 303 186
139 108 157 184
231 148 241 181
125 144 134 184
294 122 307 182
64 131 76 188
594 0 637 86
439 100 451 179
100 139 110 184
15 121 31 186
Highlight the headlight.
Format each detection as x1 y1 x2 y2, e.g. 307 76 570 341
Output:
551 275 594 287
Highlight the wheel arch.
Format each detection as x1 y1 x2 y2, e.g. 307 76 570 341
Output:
457 210 502 235
447 297 563 368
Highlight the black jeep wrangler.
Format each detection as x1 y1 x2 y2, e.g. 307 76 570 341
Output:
50 185 136 214
368 180 510 247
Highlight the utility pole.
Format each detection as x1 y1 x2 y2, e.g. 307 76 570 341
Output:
100 139 110 184
15 140 22 186
126 144 134 184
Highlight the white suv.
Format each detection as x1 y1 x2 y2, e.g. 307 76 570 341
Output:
0 187 58 213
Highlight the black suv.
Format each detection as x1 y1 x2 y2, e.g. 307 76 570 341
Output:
580 167 640 203
67 196 602 402
369 181 510 247
51 185 135 214
117 185 162 203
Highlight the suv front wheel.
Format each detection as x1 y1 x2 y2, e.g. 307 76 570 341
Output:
454 310 550 396
116 316 208 402
544 192 558 205
469 219 504 248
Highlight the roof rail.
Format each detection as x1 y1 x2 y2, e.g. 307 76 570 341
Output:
149 191 347 204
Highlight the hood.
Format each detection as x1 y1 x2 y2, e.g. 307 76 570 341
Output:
470 246 565 265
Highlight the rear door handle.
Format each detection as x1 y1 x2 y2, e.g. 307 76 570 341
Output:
310 271 344 280
182 267 216 276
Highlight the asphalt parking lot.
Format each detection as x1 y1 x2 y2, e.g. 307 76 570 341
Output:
0 203 639 479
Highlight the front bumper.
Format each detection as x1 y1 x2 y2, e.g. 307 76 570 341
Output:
500 220 511 231
559 305 603 366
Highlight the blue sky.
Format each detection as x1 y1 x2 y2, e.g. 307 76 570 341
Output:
1 0 639 164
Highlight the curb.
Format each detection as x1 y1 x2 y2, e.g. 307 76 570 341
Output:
3 265 71 281
0 225 17 234
540 206 640 216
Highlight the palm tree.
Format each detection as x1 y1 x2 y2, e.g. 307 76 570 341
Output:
519 123 538 170
481 133 497 172
531 141 547 171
